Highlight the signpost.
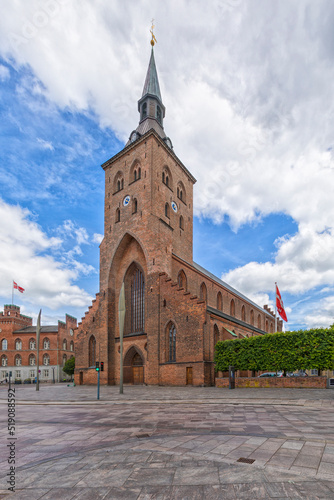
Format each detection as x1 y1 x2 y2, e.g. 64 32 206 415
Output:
36 310 41 391
96 361 100 400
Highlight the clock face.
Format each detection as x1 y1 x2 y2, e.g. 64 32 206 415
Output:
165 137 173 149
70 328 74 337
171 201 178 213
123 195 130 207
130 131 137 142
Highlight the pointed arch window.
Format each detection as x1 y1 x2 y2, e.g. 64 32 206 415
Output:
43 338 50 349
29 354 36 366
241 305 246 322
177 182 186 203
89 335 96 367
217 292 222 311
200 282 207 302
63 354 67 366
43 354 50 366
214 324 219 346
1 339 7 350
63 339 67 350
179 215 184 230
250 309 254 326
168 322 176 362
157 105 162 124
131 268 145 333
230 299 235 317
116 208 120 223
1 355 8 366
132 198 138 214
70 341 74 352
15 354 22 366
257 314 261 329
29 338 36 350
15 339 22 350
177 270 187 291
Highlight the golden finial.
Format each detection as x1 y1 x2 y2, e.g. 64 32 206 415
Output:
150 19 157 46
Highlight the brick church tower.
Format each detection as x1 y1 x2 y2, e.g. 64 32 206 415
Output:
75 45 281 387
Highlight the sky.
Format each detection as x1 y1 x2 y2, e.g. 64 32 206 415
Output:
1 0 334 330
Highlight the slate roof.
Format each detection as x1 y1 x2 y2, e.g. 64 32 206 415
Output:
13 325 58 334
142 48 162 101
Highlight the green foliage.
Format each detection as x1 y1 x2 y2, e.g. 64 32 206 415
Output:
63 357 75 376
214 328 334 373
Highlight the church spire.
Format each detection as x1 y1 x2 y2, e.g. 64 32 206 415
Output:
126 25 173 150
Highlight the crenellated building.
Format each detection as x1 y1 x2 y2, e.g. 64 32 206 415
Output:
74 45 282 387
0 304 76 383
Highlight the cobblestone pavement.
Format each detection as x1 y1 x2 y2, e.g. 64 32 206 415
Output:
0 385 334 499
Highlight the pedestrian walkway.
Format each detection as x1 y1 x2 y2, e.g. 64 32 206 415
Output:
0 385 334 499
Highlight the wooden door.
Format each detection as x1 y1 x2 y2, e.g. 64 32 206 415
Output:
79 372 83 385
133 366 144 385
186 367 193 385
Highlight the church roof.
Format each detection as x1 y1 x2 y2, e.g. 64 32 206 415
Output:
13 325 58 334
142 48 162 101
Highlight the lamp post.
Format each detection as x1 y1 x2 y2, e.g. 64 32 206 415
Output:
36 310 41 391
52 366 55 384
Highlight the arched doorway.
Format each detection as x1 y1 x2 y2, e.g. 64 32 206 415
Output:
123 346 144 384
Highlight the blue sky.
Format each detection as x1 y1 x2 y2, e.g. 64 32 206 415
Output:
1 1 334 330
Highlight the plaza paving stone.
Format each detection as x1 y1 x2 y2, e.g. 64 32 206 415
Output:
0 384 334 499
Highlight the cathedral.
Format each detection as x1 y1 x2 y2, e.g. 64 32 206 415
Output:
74 44 281 387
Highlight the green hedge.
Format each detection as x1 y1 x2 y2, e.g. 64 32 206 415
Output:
214 328 334 373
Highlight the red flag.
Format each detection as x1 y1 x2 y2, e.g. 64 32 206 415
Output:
13 281 25 293
276 284 287 322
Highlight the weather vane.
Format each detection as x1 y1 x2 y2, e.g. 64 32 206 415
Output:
150 19 157 46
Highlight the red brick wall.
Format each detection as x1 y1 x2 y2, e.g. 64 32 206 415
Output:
215 376 328 388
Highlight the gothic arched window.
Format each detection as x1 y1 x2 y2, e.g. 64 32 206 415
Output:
63 354 67 366
241 305 246 322
70 341 74 352
214 324 219 346
258 314 261 329
130 268 145 333
15 339 22 350
132 198 138 214
200 282 207 302
63 339 67 350
250 309 254 326
29 338 36 350
43 354 50 366
89 335 96 367
179 215 184 230
165 203 170 218
1 355 7 366
230 299 235 317
1 339 7 350
43 338 50 349
177 270 187 291
29 354 36 366
15 354 22 366
116 208 120 223
217 292 222 311
168 322 176 362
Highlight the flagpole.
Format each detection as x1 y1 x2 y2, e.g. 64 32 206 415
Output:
275 282 277 333
12 281 14 305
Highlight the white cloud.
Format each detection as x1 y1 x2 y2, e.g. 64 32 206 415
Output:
37 137 54 150
0 199 93 310
0 63 9 80
93 233 103 244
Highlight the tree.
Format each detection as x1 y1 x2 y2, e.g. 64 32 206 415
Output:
63 357 75 379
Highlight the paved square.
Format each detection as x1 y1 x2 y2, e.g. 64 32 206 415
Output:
0 385 334 499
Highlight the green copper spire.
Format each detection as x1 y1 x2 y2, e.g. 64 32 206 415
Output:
142 48 162 102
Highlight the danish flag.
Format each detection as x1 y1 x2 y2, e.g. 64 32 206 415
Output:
276 284 287 322
13 281 25 293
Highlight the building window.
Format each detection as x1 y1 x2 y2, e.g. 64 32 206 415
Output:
131 268 145 333
142 102 147 120
250 310 254 325
217 292 222 311
165 203 170 218
30 370 35 378
15 355 21 366
29 354 36 366
43 369 49 378
177 270 187 291
200 282 207 302
63 354 67 366
258 314 261 329
168 322 176 362
116 208 120 223
29 338 36 350
43 338 50 349
89 335 96 367
15 339 22 350
63 339 67 350
43 354 50 366
1 355 7 367
310 369 318 375
179 215 184 230
162 167 172 189
241 306 246 322
265 320 269 332
15 371 21 379
157 105 162 124
132 198 138 214
177 182 186 203
230 299 235 317
1 339 7 350
70 341 74 352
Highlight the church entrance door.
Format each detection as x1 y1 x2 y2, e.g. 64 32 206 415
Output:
186 367 193 385
132 352 144 385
